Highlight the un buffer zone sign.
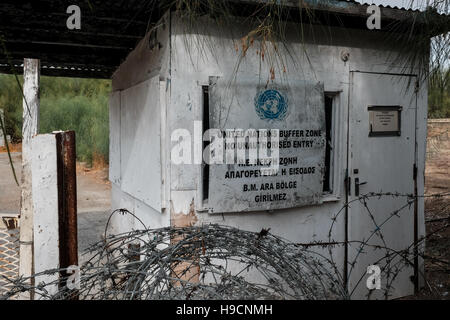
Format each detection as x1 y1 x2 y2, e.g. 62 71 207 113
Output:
208 78 326 213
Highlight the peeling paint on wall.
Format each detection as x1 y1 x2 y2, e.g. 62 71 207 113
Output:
171 198 198 228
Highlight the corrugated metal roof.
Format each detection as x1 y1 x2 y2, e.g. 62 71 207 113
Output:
342 0 446 15
0 0 447 79
274 0 446 15
278 0 448 19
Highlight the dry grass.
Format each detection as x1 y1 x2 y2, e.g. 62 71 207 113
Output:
410 120 450 299
0 143 21 153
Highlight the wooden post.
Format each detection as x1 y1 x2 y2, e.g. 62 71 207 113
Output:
19 58 40 300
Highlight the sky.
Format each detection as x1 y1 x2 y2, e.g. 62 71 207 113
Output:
353 0 429 10
354 0 450 13
360 0 413 7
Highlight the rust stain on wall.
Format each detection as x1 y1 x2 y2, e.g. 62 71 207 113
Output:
170 198 198 228
170 198 200 284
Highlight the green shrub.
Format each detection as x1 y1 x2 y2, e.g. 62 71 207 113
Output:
0 74 111 165
40 94 110 165
0 75 23 141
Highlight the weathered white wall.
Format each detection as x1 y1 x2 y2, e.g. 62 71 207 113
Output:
166 14 428 290
109 12 171 235
32 134 59 297
109 77 170 235
109 92 121 186
120 77 162 210
109 11 428 296
168 12 426 230
112 12 171 92
167 17 351 237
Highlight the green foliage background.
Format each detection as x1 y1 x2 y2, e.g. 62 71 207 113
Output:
428 69 450 118
0 75 111 165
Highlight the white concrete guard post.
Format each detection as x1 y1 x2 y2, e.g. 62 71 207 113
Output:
19 58 40 300
31 134 60 298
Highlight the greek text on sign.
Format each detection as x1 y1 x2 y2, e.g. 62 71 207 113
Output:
208 77 326 213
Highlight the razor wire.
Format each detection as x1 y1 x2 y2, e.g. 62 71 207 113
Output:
0 192 448 300
0 223 347 300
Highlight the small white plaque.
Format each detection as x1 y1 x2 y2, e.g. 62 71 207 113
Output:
368 106 402 136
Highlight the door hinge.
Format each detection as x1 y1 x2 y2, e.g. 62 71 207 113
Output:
413 164 418 180
414 81 419 93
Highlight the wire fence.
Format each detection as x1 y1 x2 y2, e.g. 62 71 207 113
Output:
0 192 448 300
1 222 350 300
0 223 19 298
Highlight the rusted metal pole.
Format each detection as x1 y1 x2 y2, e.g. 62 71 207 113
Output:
55 131 78 298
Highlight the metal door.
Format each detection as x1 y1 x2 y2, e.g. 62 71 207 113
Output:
348 71 418 299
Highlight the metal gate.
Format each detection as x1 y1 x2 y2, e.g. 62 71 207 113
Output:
0 214 20 297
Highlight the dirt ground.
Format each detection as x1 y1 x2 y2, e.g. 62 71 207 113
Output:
0 152 21 214
413 120 450 300
0 151 111 255
0 152 110 213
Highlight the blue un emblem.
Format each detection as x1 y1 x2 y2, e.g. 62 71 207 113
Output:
254 89 288 121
